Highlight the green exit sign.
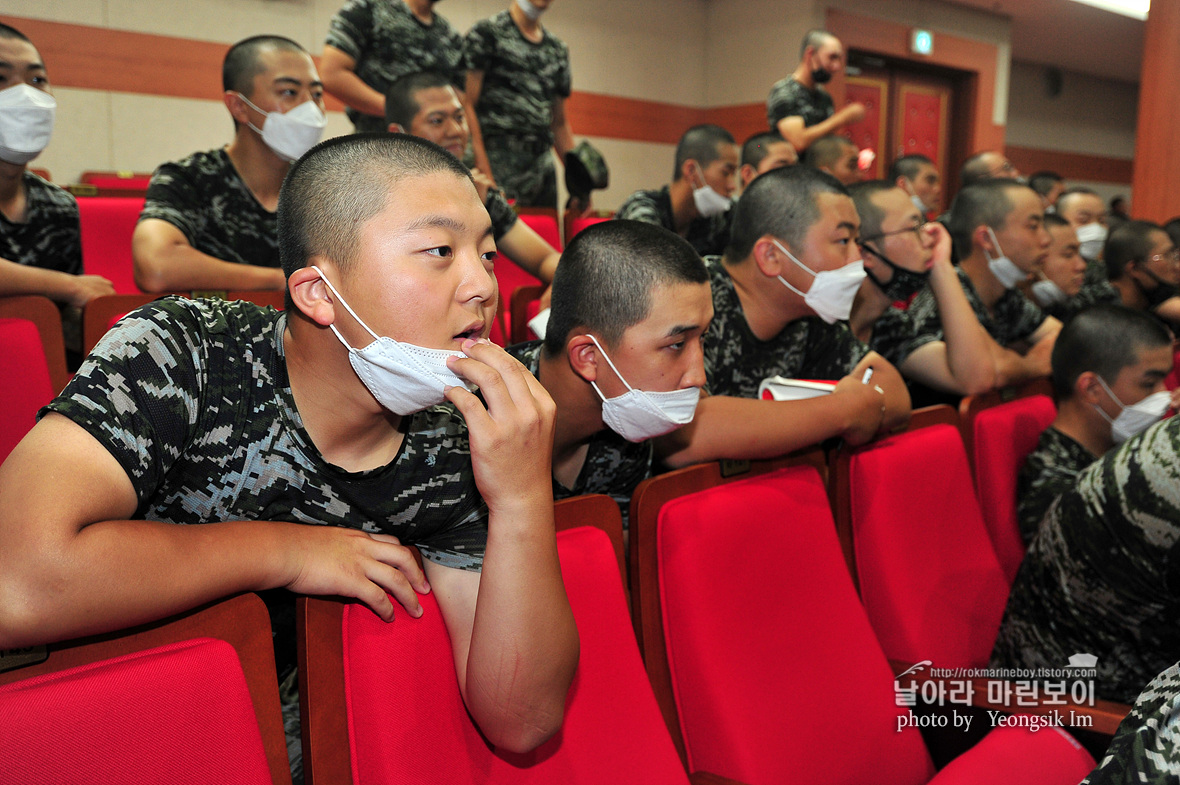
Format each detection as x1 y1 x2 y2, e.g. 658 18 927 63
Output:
911 29 933 56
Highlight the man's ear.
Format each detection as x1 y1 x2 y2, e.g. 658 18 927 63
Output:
752 235 789 278
566 333 600 383
288 261 337 327
739 164 756 190
1075 370 1105 405
388 122 406 134
224 91 250 126
974 224 997 255
680 158 699 184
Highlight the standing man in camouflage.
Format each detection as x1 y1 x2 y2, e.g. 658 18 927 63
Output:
766 30 865 155
321 0 464 134
132 36 325 293
463 0 580 210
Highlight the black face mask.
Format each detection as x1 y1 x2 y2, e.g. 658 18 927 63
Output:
1137 265 1179 308
811 67 833 85
860 243 930 302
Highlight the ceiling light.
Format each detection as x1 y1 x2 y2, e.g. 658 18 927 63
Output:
1068 0 1149 20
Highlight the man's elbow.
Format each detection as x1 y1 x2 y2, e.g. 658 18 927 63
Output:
0 573 51 650
486 709 567 754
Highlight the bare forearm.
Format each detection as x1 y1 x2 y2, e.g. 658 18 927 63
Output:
991 343 1044 387
466 502 578 752
322 67 385 118
134 241 284 292
552 121 576 159
930 268 997 394
0 258 86 302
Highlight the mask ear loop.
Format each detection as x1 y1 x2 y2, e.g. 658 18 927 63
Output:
772 239 816 297
984 226 1006 263
1091 374 1125 426
310 265 381 348
585 334 636 404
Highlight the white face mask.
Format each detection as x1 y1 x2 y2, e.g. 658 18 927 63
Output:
690 164 732 218
586 335 699 442
984 227 1028 289
1031 277 1068 307
1075 222 1108 260
515 0 545 20
773 239 865 324
1094 375 1171 444
314 266 477 416
236 93 326 162
0 83 56 165
909 193 929 214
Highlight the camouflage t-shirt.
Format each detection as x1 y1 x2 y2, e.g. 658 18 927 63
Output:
140 149 280 269
1083 659 1180 785
486 188 517 241
908 266 1047 348
44 296 487 571
766 76 834 130
703 255 869 398
990 416 1180 704
0 171 82 275
866 302 937 369
508 341 653 519
615 186 732 258
1016 426 1095 545
325 0 465 133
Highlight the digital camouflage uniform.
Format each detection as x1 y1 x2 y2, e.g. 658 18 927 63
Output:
615 186 731 258
1016 427 1095 545
766 76 834 132
140 149 280 269
508 341 653 524
325 0 464 134
990 416 1180 704
464 10 571 208
1083 659 1180 785
486 187 518 241
702 255 869 398
908 266 1047 348
44 297 489 783
865 302 937 369
0 171 81 275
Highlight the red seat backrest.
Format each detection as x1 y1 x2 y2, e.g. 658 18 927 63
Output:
342 525 687 784
518 213 563 251
82 175 154 190
847 424 1009 668
0 318 55 463
0 638 274 784
657 466 933 785
567 216 610 242
77 197 146 294
971 394 1056 583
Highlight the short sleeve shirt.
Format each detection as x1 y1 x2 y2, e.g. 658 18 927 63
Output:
139 149 280 269
867 303 937 368
1083 659 1180 785
702 255 869 398
1016 427 1095 545
486 188 518 241
767 76 834 130
908 267 1047 348
0 171 82 275
615 186 732 258
44 297 487 571
325 0 465 133
990 416 1180 704
508 341 654 518
463 11 571 140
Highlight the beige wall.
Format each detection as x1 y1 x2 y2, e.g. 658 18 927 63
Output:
16 0 1140 211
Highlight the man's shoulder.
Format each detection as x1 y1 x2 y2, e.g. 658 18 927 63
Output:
616 188 669 223
23 171 78 214
505 340 543 375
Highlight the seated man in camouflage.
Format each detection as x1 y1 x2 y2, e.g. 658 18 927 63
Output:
132 36 326 293
0 23 113 310
0 135 578 765
802 134 860 186
908 179 1062 391
992 412 1180 704
1083 659 1180 784
1106 220 1180 326
385 71 560 286
690 166 910 443
847 180 995 397
616 124 738 257
1017 304 1174 545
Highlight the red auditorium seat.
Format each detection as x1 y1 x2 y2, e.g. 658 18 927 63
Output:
832 422 1008 669
565 214 611 243
962 390 1056 583
0 317 57 464
298 494 738 785
637 465 1095 785
0 294 68 392
0 593 291 785
517 209 563 251
77 196 146 294
79 170 154 193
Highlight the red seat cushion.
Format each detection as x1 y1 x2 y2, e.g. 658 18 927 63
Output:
78 197 146 294
658 467 934 785
0 638 273 784
0 318 55 463
971 395 1056 583
344 526 686 784
849 424 1009 668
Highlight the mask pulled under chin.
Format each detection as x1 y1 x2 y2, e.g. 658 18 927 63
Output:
985 227 1027 289
692 182 732 218
587 335 699 442
1031 278 1069 307
515 0 545 19
313 266 476 415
